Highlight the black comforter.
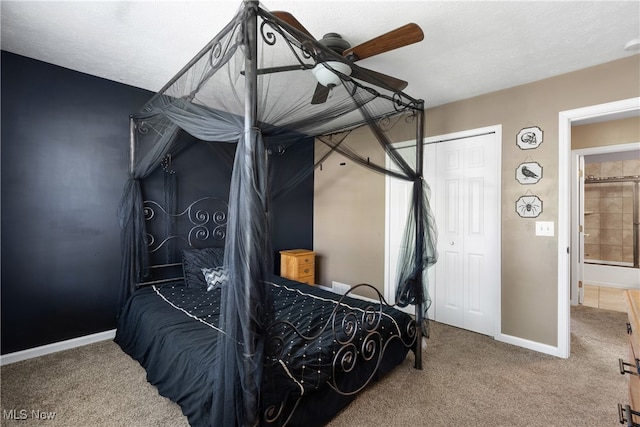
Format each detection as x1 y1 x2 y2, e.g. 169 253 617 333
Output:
115 275 414 427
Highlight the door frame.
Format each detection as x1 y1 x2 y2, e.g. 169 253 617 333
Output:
559 97 640 358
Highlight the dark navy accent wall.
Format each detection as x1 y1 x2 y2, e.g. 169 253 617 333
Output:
1 51 153 354
269 141 315 273
1 51 314 354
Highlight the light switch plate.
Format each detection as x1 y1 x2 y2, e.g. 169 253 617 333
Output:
535 221 554 237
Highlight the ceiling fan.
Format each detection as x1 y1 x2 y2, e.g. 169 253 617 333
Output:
268 11 424 104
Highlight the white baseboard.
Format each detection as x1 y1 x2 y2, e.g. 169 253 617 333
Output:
1 329 116 366
319 284 383 304
495 332 564 358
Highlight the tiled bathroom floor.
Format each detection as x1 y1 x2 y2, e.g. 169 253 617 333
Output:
582 284 628 312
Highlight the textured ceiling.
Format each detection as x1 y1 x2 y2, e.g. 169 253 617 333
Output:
1 1 639 108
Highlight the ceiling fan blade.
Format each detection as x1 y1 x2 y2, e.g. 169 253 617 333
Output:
350 66 408 92
271 11 316 40
311 83 330 105
342 23 424 61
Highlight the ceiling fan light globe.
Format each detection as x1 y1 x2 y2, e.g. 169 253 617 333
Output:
312 61 352 87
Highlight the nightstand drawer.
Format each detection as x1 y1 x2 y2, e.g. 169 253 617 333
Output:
296 263 314 277
296 254 314 266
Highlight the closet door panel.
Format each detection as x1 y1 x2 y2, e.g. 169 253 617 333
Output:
434 132 499 336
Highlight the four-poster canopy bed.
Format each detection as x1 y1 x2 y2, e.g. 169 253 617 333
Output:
115 1 438 426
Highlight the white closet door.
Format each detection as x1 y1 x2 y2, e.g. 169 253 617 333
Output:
433 132 499 336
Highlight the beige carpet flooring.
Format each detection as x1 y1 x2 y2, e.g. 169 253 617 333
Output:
1 305 630 426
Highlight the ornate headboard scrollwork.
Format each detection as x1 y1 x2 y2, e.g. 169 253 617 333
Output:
143 196 228 253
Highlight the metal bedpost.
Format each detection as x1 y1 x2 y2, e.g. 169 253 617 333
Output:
244 2 258 132
128 115 137 289
243 0 259 319
414 103 425 370
243 1 260 425
129 115 136 176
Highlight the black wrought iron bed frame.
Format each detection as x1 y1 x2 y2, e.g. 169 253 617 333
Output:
132 192 418 426
120 4 429 423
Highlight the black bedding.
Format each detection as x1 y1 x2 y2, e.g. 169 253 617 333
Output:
115 275 415 427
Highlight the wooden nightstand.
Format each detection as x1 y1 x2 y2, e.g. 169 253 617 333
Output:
280 249 315 285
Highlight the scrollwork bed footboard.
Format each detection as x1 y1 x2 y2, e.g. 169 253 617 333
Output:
262 282 417 426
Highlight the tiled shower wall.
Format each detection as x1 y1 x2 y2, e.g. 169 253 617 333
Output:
584 159 640 264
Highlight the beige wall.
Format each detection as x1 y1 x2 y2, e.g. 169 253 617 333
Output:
572 116 640 149
313 126 386 296
314 54 640 346
313 123 415 300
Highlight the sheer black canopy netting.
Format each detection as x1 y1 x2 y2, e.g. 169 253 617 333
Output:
117 1 437 426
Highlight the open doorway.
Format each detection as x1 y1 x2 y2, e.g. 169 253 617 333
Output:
559 97 640 358
573 144 640 311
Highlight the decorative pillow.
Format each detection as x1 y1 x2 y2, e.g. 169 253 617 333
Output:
202 267 228 291
181 247 225 289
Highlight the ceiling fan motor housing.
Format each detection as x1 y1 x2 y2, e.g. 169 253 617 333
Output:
319 33 351 55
